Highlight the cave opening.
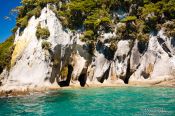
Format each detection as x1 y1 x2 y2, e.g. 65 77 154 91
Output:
78 73 87 87
58 65 73 87
124 57 132 84
124 70 130 84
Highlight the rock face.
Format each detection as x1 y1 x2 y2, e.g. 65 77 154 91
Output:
129 31 175 84
1 5 175 91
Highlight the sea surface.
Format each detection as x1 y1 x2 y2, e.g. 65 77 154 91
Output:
0 87 174 116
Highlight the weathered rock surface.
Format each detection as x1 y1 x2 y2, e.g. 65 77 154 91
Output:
129 31 175 83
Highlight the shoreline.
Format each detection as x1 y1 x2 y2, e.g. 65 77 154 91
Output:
0 78 174 97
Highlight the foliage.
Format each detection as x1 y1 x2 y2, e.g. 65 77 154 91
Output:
116 24 126 34
36 24 50 39
53 0 114 33
163 20 175 37
41 41 51 50
140 0 175 32
14 0 61 33
11 26 18 34
121 16 137 22
84 30 94 39
84 9 111 32
109 42 117 51
0 35 15 73
137 33 149 42
27 6 42 18
80 30 95 42
16 15 29 28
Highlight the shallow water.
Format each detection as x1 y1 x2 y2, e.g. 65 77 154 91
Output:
0 87 174 116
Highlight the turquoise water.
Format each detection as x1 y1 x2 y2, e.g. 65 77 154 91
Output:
0 87 175 116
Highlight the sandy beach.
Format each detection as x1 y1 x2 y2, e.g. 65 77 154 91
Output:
0 78 174 97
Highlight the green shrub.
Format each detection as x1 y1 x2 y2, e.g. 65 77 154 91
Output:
84 30 94 39
141 0 175 21
15 0 61 32
84 9 111 32
16 16 29 28
27 6 42 18
36 24 50 39
0 35 15 73
11 26 18 34
135 19 144 32
163 21 175 37
79 35 86 42
116 24 126 34
79 30 95 42
115 23 127 40
137 33 149 42
109 42 117 51
121 16 137 22
168 29 175 37
41 41 51 50
141 3 160 18
37 0 58 7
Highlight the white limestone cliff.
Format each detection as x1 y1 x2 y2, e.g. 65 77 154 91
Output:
1 5 175 92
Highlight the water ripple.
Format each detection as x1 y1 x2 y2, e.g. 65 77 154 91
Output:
0 87 174 116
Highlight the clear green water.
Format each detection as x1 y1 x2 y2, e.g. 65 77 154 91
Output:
0 87 175 116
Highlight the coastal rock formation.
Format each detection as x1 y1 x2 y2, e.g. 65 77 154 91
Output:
1 3 175 92
129 32 175 84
